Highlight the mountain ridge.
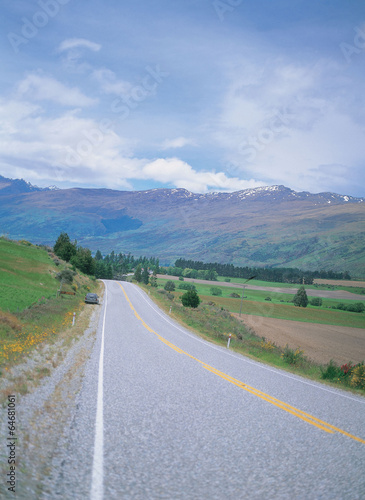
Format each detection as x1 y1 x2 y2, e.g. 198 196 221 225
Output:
0 176 364 276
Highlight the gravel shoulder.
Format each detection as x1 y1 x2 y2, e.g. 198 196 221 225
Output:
233 313 365 365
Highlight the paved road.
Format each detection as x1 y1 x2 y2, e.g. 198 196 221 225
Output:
52 281 365 499
158 275 365 301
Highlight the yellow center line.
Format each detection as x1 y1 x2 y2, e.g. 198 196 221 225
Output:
118 283 365 445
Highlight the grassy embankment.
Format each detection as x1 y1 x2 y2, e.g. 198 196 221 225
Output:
142 277 365 393
0 238 100 393
136 280 365 394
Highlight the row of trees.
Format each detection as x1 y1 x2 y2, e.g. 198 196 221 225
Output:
53 232 352 287
53 232 159 280
174 258 351 284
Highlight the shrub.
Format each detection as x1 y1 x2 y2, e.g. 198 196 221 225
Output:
346 302 364 313
210 286 222 296
335 303 346 311
229 293 240 298
350 363 365 389
281 344 305 365
178 283 196 291
310 297 322 306
56 269 74 284
19 239 32 246
335 302 364 313
178 276 184 281
320 360 342 380
181 290 201 308
340 362 354 375
264 296 272 301
164 280 176 292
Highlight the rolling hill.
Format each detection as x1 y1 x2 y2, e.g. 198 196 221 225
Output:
0 175 364 276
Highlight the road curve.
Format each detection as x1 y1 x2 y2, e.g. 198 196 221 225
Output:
52 280 365 499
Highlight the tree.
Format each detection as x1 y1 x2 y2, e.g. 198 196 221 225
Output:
293 286 308 307
142 266 150 285
134 264 142 282
181 289 201 308
164 280 176 291
150 275 158 287
71 247 96 275
54 232 77 262
95 250 103 261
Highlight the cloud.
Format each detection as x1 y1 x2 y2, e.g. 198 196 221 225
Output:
0 96 265 193
161 137 196 150
92 69 132 95
215 55 365 195
17 73 97 107
142 158 263 193
58 38 101 53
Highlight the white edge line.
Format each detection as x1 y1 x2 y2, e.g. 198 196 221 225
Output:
126 282 365 405
90 285 107 500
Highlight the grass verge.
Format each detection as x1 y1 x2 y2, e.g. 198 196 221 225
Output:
141 283 365 395
0 239 102 397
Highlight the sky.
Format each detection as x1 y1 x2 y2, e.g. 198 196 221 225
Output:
0 0 364 195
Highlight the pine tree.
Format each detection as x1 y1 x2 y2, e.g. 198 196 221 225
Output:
142 266 149 285
293 286 308 307
134 264 142 282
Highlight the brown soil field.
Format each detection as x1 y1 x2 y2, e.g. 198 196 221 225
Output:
233 313 365 365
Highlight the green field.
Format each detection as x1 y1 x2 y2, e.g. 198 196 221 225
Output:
0 238 98 371
158 278 365 328
0 238 60 312
216 276 365 295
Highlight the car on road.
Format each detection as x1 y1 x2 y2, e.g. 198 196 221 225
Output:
85 293 99 304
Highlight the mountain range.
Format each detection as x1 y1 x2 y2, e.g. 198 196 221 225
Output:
0 175 364 276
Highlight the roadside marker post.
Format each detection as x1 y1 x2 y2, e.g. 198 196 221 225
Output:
227 333 231 349
72 312 76 326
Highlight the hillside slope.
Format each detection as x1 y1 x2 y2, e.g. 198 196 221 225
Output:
0 178 364 276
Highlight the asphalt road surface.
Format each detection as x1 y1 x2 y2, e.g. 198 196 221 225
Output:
52 281 365 499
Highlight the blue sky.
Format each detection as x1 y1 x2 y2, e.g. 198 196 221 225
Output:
1 0 364 195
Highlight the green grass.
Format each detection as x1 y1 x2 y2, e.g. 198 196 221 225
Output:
217 276 365 294
0 238 99 372
157 278 365 328
140 284 364 393
0 238 60 312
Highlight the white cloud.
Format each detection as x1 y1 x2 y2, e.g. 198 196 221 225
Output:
215 55 365 195
17 73 97 107
0 96 264 193
92 69 132 95
161 137 196 150
58 38 101 53
142 158 263 193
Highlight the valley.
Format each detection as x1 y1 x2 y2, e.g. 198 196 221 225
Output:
1 176 364 276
